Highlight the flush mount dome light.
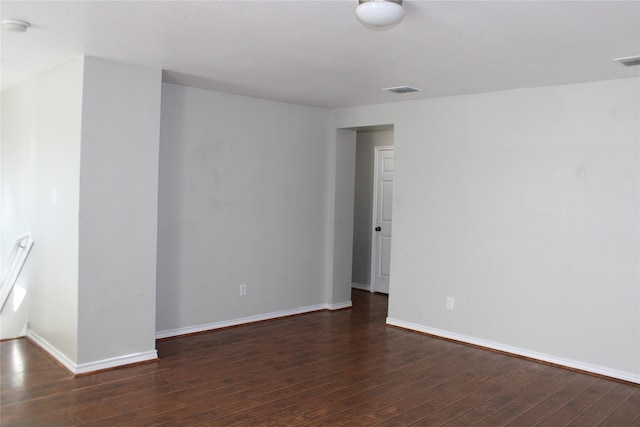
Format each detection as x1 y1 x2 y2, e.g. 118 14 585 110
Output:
356 0 404 31
613 55 640 67
2 19 30 32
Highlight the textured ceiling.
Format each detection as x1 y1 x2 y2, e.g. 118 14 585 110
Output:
1 0 639 108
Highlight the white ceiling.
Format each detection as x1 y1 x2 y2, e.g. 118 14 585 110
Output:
2 0 639 108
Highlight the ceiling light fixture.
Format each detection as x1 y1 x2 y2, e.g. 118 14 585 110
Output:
613 55 640 67
2 19 30 32
383 86 421 94
356 0 404 31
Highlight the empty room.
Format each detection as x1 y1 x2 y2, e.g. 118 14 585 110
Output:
1 1 639 425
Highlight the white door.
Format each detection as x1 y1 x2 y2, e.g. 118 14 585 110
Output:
370 147 394 294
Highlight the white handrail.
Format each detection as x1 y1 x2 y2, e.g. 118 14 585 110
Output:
0 233 34 313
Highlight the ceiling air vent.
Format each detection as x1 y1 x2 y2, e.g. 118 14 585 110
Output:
613 55 640 67
383 86 422 94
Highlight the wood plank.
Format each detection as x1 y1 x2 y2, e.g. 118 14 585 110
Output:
567 382 638 426
534 378 618 425
598 388 640 426
501 374 599 425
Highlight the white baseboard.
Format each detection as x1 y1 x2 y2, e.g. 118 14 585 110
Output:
157 301 352 339
27 329 158 375
351 282 371 292
75 350 158 375
386 317 640 385
327 300 352 310
27 329 76 373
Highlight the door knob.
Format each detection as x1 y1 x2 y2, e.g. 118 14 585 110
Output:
375 226 381 232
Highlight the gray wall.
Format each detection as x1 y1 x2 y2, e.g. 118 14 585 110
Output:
77 57 161 365
331 129 356 305
156 83 332 334
333 77 640 381
1 56 162 371
351 129 394 288
1 58 83 359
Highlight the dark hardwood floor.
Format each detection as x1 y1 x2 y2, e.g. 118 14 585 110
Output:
1 290 638 426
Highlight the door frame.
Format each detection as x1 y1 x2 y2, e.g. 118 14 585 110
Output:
328 124 395 307
369 146 394 294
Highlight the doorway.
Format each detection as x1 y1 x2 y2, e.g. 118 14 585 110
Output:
351 128 394 294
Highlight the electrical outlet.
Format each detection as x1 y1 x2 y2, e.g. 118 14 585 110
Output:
239 284 247 297
446 297 454 310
